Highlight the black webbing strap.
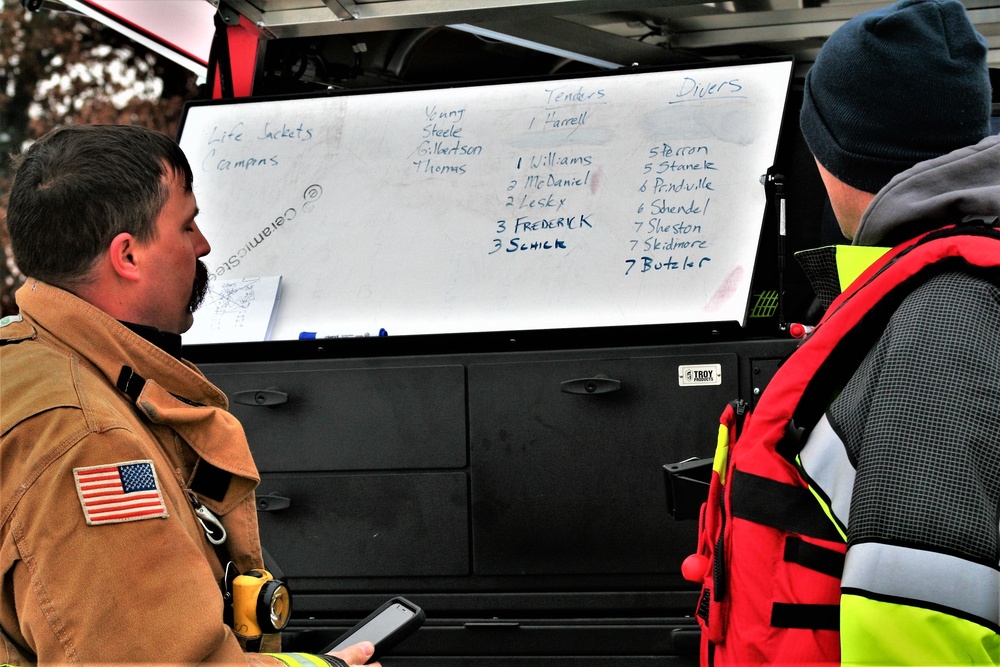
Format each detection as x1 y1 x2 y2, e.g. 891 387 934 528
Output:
730 468 843 543
784 536 845 578
731 470 844 632
771 602 840 630
191 460 234 502
116 365 146 401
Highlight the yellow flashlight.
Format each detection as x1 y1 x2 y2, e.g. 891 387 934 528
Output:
232 569 292 637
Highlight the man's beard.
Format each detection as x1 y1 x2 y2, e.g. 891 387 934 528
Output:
188 260 210 314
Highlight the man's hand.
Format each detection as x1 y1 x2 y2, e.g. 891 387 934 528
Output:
325 640 379 667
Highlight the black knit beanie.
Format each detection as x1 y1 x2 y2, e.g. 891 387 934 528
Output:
800 0 991 194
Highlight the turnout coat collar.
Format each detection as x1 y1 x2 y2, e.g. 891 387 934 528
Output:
2 279 261 517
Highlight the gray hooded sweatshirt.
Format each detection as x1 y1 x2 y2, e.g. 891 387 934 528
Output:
855 133 1000 245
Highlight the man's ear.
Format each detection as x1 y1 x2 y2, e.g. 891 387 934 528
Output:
108 232 141 281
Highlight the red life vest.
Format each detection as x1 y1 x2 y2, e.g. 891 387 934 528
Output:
684 223 1000 665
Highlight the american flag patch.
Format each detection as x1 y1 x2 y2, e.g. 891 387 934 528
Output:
73 460 169 526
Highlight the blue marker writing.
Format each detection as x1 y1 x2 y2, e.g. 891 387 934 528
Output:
299 328 388 340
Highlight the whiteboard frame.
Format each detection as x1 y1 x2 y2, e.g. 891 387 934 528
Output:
177 57 794 345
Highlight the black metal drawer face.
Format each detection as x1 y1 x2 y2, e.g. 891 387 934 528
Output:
208 364 468 472
257 472 470 578
468 353 736 576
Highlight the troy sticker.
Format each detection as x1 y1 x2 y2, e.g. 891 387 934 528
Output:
678 363 722 386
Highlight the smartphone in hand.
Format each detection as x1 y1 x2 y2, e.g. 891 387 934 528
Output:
323 597 425 662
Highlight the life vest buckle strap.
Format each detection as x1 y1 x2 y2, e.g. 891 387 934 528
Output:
770 602 839 631
731 468 844 543
783 536 845 578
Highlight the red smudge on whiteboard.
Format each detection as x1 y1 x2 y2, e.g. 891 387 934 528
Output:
705 266 744 312
590 168 602 194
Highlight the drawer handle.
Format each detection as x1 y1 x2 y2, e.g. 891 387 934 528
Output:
560 375 621 395
233 388 288 407
256 494 291 512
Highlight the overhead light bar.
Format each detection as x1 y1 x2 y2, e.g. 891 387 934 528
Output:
449 23 622 70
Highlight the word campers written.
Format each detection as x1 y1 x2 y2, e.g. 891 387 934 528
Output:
73 460 168 526
201 120 315 174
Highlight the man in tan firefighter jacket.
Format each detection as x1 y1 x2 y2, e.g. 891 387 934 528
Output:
0 125 376 666
685 0 1000 664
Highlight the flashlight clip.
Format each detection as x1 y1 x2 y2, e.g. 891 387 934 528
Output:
191 496 228 545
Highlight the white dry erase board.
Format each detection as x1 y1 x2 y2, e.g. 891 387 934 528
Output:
177 59 792 341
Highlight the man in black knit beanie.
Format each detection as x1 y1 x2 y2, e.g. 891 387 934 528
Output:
687 0 1000 664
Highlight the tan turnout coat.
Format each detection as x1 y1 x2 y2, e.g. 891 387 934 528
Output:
0 280 281 665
